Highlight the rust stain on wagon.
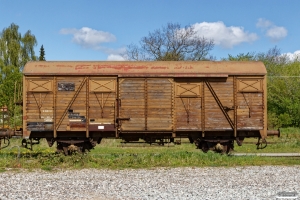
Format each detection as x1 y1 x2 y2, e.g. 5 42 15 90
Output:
56 64 73 68
24 61 267 76
75 65 91 70
92 64 149 72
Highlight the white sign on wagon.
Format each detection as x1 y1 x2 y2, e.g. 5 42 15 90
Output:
98 126 104 129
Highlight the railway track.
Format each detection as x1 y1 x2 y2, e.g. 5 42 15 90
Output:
231 153 300 157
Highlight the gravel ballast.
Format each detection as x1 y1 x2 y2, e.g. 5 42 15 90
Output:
0 166 299 200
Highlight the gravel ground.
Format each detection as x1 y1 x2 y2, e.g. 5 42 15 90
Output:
0 166 299 200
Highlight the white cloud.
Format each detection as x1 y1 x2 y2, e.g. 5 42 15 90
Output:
256 18 273 29
102 46 127 55
266 27 287 42
256 18 287 42
283 50 300 61
60 27 116 49
107 54 126 61
192 21 258 49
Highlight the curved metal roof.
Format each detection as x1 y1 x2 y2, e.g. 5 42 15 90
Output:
23 61 266 77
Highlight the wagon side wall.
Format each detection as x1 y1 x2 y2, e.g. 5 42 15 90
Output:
22 61 267 140
23 75 118 139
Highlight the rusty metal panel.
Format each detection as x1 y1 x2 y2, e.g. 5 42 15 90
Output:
23 61 267 76
237 78 263 92
27 79 53 92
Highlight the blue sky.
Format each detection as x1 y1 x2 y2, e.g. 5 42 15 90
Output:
1 0 299 61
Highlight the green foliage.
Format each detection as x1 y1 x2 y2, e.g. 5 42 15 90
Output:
226 52 256 61
267 61 300 128
39 45 46 61
224 47 300 128
0 23 37 127
236 128 300 153
0 23 37 69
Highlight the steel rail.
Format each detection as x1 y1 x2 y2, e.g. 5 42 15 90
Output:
231 153 300 157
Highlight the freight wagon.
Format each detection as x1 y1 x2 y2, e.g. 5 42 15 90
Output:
22 61 272 154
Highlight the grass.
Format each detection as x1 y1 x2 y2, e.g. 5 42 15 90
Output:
0 128 299 171
235 127 300 153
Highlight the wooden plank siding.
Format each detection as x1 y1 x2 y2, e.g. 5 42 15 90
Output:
22 61 267 140
25 76 117 133
119 78 173 131
23 74 265 137
204 78 234 131
119 78 146 131
25 77 54 131
147 79 173 131
88 77 116 125
236 92 264 129
175 97 202 130
55 77 85 131
174 78 201 131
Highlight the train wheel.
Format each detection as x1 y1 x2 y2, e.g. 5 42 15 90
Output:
56 142 79 155
227 141 234 154
213 141 234 154
201 141 209 153
56 142 65 154
221 144 228 154
56 141 95 155
221 141 234 154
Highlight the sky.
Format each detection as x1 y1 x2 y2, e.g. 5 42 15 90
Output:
1 0 300 61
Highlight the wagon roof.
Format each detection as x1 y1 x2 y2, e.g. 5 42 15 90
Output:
23 61 267 77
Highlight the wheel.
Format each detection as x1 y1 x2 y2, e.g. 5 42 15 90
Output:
214 141 234 154
201 141 209 153
223 141 234 154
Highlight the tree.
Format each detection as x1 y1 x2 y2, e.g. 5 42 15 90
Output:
267 60 300 128
0 23 38 127
125 23 215 61
225 52 256 61
39 45 46 61
0 23 37 70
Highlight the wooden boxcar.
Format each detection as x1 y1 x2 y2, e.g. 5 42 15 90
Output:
23 61 268 153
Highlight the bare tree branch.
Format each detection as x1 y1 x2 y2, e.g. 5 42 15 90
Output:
125 23 214 61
